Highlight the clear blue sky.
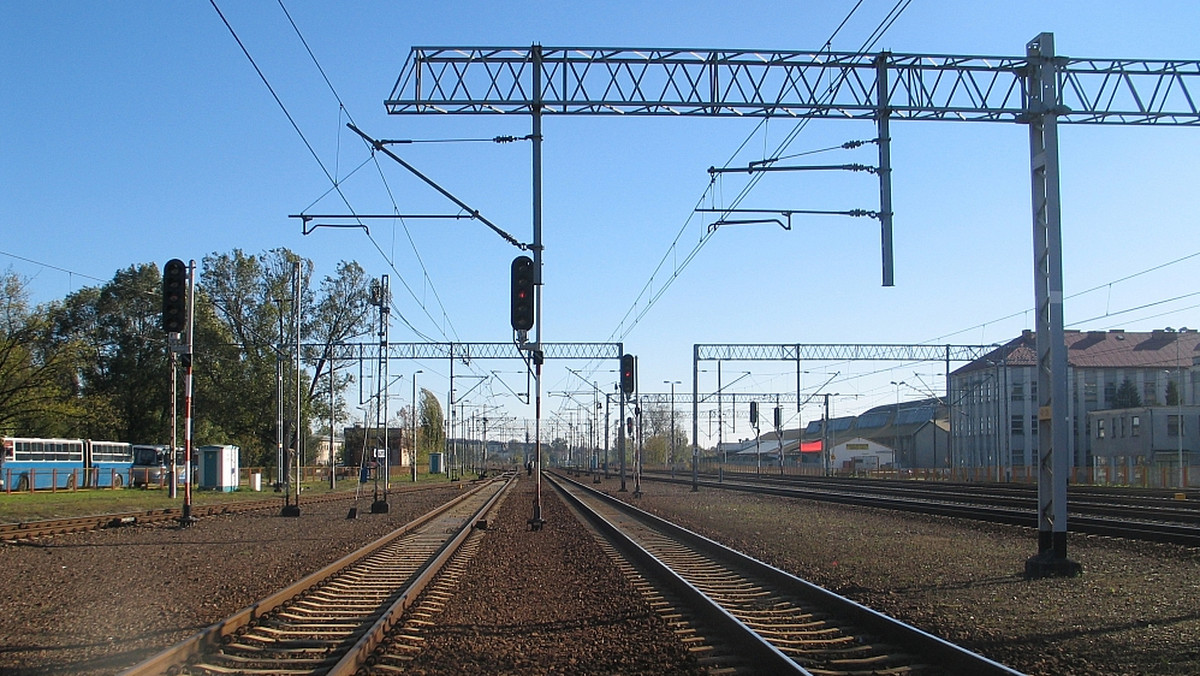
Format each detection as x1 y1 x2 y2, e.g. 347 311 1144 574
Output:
3 1 1198 444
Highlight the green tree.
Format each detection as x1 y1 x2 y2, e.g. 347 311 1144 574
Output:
1113 378 1143 409
1166 379 1181 406
0 271 81 435
418 388 444 464
302 260 373 452
49 264 169 442
200 249 372 469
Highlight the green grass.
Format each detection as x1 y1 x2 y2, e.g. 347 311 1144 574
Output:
0 470 472 523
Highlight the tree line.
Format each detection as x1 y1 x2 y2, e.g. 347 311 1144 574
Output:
0 248 443 470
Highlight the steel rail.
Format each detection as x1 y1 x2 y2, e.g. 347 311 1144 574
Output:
0 493 352 542
709 473 1200 520
643 471 1200 547
0 484 465 542
119 474 514 676
550 472 1023 675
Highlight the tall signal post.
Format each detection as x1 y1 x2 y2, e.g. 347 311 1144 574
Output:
162 258 194 526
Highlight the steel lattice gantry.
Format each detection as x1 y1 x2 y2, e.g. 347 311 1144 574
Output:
695 343 993 362
318 341 621 362
385 37 1200 574
386 45 1200 123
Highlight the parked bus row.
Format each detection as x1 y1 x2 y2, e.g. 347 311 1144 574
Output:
1 437 194 492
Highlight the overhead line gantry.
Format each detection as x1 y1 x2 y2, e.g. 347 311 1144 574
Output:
383 36 1200 576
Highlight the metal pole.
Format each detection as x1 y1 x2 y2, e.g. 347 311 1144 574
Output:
169 349 178 499
717 361 724 464
447 346 455 481
292 262 303 515
876 52 895 287
823 394 831 476
276 301 285 487
530 43 545 529
1026 32 1079 577
329 352 336 490
604 391 611 479
412 370 421 482
1178 335 1186 489
180 260 196 526
691 348 699 491
619 389 627 492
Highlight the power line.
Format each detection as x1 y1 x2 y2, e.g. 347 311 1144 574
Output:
605 0 913 346
273 0 462 344
213 0 467 347
922 249 1200 343
0 249 108 284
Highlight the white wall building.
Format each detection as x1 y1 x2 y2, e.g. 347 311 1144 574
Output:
950 328 1197 479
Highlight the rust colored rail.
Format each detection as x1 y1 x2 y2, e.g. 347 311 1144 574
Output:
0 483 463 542
118 473 514 676
551 472 1024 675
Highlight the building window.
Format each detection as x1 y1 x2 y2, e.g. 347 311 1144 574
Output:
1011 415 1024 435
1131 415 1140 437
1097 419 1106 439
1011 382 1024 402
1103 382 1116 407
1168 414 1182 437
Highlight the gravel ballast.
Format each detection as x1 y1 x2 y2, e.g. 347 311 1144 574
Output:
605 476 1200 676
0 486 464 676
2 475 1198 675
369 476 702 674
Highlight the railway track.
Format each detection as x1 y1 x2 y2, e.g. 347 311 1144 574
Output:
0 484 457 542
550 472 1023 675
642 470 1200 547
118 473 514 676
0 496 338 541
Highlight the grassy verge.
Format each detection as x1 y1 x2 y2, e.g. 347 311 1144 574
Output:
0 470 463 523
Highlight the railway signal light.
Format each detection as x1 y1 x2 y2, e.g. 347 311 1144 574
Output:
774 406 782 428
510 255 535 332
749 401 758 425
620 354 636 394
626 416 634 436
162 259 188 333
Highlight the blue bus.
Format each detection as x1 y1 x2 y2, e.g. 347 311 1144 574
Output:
1 437 134 492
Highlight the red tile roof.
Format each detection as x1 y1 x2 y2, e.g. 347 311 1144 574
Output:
956 329 1199 373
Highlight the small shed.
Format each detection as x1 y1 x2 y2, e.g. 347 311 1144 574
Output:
197 444 240 491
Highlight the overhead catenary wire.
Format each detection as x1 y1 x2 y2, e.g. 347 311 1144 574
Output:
604 0 913 348
548 1 891 399
545 0 904 399
922 249 1200 344
272 0 464 345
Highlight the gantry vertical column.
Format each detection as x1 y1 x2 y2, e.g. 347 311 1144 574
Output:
1025 32 1080 578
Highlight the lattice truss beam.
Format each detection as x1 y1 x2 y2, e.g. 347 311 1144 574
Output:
311 341 621 362
387 46 1200 124
695 343 993 362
